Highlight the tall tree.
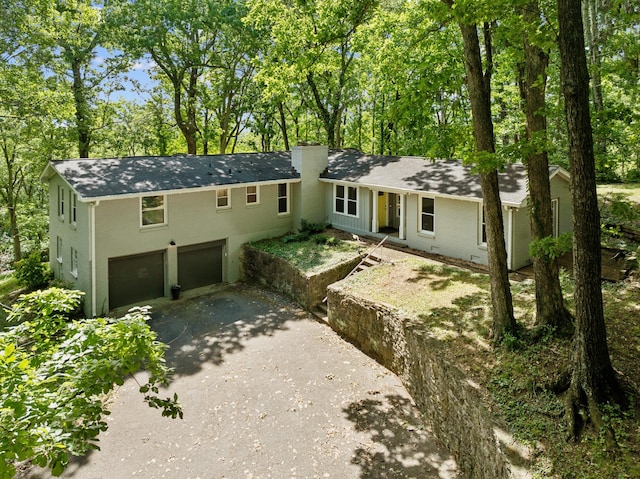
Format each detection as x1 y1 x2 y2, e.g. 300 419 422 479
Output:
1 9 72 261
122 0 244 154
356 0 468 157
40 0 130 158
518 0 573 336
556 0 627 441
248 0 376 148
441 1 516 341
200 6 260 154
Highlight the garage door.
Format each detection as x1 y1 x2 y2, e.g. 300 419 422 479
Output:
178 240 224 291
108 250 165 309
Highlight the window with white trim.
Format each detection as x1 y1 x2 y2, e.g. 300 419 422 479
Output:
479 204 487 245
216 188 230 209
334 184 358 217
246 185 259 205
57 185 65 220
277 183 289 214
141 195 166 226
70 192 77 225
56 236 63 263
70 247 78 277
419 197 435 234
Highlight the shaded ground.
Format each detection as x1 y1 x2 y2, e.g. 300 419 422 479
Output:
24 284 458 479
513 246 632 282
337 250 640 478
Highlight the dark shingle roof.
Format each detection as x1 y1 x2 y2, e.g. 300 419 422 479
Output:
48 152 299 200
324 150 562 206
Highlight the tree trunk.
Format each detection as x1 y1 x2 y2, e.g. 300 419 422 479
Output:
171 78 198 155
71 57 91 158
202 108 210 155
1 143 22 261
520 0 573 336
277 101 290 151
556 0 626 441
306 72 337 148
456 18 516 341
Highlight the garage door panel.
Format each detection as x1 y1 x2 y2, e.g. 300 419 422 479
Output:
178 241 224 291
109 251 165 309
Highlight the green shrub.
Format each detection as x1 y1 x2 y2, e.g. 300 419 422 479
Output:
625 169 640 182
300 219 328 235
312 234 340 246
14 251 53 290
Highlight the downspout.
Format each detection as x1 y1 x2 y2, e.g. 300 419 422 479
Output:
89 201 99 316
399 194 406 240
507 206 514 271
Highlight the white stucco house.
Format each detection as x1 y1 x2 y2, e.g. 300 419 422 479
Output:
41 144 571 316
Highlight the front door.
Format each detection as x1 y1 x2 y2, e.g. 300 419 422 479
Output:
377 192 388 228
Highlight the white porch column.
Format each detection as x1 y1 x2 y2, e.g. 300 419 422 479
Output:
399 193 406 240
371 189 379 233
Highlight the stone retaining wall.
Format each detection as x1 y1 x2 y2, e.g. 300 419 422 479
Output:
240 244 362 310
326 286 531 479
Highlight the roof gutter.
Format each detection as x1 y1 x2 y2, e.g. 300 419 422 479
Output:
74 178 302 203
317 177 524 208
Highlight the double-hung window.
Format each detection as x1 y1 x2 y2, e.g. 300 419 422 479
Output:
70 192 77 225
217 188 230 209
70 247 78 277
246 185 259 205
57 185 65 220
335 185 358 217
479 204 487 245
141 195 166 226
277 183 289 215
419 197 435 234
56 236 63 263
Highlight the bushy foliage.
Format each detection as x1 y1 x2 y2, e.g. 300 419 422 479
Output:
0 288 182 479
529 232 573 260
281 220 330 243
625 169 640 183
299 219 328 235
312 234 339 246
14 250 53 290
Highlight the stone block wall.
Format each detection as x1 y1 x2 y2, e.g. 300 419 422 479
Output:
326 286 530 479
240 244 362 310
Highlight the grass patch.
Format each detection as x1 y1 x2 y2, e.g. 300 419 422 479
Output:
597 183 640 204
250 233 363 274
338 255 640 478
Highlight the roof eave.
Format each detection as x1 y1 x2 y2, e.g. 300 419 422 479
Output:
549 166 571 182
75 177 302 203
319 177 526 206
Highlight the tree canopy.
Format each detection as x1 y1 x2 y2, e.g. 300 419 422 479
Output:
0 288 181 479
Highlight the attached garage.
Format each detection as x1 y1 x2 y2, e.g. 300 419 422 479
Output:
108 250 166 309
178 240 225 292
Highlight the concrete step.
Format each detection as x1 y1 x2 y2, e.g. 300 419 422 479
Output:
311 305 329 324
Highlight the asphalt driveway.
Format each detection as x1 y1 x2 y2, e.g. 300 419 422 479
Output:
28 284 458 479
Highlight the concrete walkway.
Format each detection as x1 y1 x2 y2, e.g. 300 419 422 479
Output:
27 285 459 479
